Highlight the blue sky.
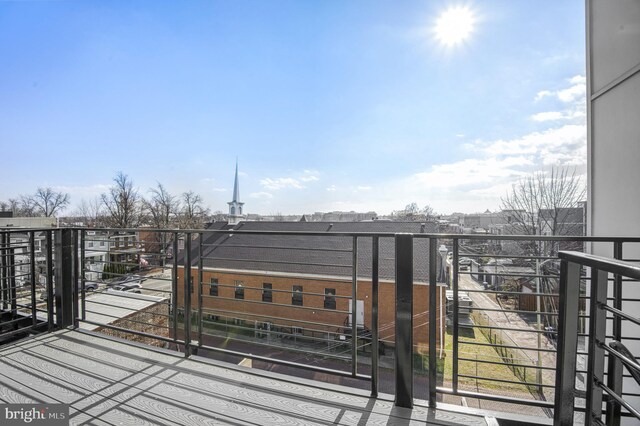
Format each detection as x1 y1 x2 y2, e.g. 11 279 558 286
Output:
0 1 586 215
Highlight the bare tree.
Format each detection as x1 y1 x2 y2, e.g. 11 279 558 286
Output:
74 197 105 227
392 202 436 221
500 167 586 255
421 204 436 221
0 200 20 214
142 183 180 229
21 187 70 217
7 199 22 216
101 172 140 228
179 191 209 229
140 183 180 265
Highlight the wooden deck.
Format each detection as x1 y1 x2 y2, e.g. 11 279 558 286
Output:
0 330 492 425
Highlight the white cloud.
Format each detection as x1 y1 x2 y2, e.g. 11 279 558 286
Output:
531 111 565 122
534 90 553 101
326 185 337 192
479 124 586 162
260 170 321 189
211 188 227 192
412 156 531 190
530 75 586 123
260 177 305 190
356 186 372 191
300 170 320 182
534 75 586 104
557 84 585 103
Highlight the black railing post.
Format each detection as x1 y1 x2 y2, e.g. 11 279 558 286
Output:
171 232 179 344
46 231 54 331
54 228 74 328
80 230 86 321
395 233 413 408
428 237 438 408
585 268 608 426
29 231 37 326
452 237 459 393
351 236 358 377
554 257 582 426
371 235 379 398
72 229 79 328
0 232 6 311
183 233 192 357
606 241 624 426
8 239 16 314
197 232 203 353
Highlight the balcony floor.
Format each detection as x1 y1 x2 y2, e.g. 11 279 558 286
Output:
0 330 495 425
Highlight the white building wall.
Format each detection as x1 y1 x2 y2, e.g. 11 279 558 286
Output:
587 1 640 418
588 0 640 241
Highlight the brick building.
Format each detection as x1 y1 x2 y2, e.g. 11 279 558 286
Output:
177 220 444 354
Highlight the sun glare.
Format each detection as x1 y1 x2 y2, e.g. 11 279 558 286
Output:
434 6 475 47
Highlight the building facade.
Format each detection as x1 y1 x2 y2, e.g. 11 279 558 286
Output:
176 221 445 354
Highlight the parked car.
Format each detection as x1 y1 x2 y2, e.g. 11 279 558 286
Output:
110 283 142 293
81 281 99 291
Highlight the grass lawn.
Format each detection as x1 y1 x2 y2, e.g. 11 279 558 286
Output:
441 326 535 395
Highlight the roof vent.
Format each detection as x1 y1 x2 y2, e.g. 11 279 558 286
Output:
420 223 426 233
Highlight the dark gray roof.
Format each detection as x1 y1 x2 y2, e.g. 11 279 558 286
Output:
182 221 438 282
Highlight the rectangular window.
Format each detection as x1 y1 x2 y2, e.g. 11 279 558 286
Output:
292 285 303 306
262 283 272 303
324 288 336 310
88 240 94 248
234 280 244 299
209 278 218 296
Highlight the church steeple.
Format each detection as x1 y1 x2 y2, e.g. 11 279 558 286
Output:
232 160 240 203
227 159 245 224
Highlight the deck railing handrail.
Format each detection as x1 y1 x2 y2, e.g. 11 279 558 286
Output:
555 250 640 426
559 250 640 280
4 227 640 425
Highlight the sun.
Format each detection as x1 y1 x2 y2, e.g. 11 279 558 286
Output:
434 6 476 47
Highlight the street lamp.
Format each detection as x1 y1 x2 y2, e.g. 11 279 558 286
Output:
438 244 448 284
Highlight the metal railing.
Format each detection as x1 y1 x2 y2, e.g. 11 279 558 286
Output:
3 227 640 424
0 228 55 342
556 251 640 426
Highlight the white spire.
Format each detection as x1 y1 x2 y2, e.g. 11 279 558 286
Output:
228 158 245 224
232 158 240 203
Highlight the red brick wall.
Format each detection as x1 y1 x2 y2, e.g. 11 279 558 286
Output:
177 268 442 353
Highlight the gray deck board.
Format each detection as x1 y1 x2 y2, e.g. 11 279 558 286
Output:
0 330 489 425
